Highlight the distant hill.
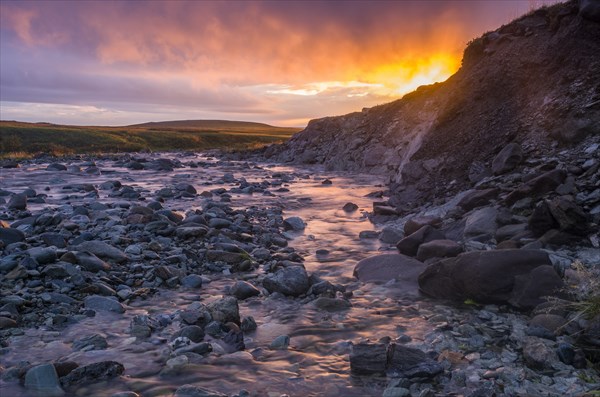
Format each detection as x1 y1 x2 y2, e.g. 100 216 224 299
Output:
0 120 300 157
130 119 292 131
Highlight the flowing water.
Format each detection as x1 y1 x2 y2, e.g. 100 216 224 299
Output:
0 154 434 397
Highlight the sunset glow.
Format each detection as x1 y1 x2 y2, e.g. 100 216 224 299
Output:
0 0 561 127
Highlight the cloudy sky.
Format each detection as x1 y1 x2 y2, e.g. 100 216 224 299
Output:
0 0 560 127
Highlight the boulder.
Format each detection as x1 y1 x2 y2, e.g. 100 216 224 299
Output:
547 196 589 236
60 361 124 388
523 337 558 369
463 207 497 239
25 364 64 396
508 265 565 309
353 254 425 290
416 240 463 261
263 266 310 297
505 169 567 205
230 281 260 300
349 342 388 375
0 227 25 245
388 344 443 378
528 200 558 236
283 216 306 231
491 143 523 175
7 193 27 210
75 241 128 263
404 216 442 236
207 296 240 325
397 225 445 257
457 188 500 211
84 295 125 313
418 249 554 305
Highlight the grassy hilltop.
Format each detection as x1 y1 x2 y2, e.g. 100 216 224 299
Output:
0 120 300 158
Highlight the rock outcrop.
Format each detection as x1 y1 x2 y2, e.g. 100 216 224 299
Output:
267 0 599 212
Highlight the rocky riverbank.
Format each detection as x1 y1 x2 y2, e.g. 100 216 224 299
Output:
1 146 599 397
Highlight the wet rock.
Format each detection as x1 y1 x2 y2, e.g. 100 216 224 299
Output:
397 225 445 257
230 280 260 300
84 295 125 313
41 232 68 248
416 240 463 261
269 335 290 350
388 344 443 378
47 163 67 171
72 334 108 351
173 384 227 397
349 342 388 375
0 227 25 245
75 241 128 263
492 142 523 175
60 361 125 388
283 216 306 231
241 316 257 332
419 249 553 305
313 297 351 312
172 325 205 343
208 218 232 229
7 193 27 210
379 226 403 244
343 202 359 212
353 254 425 292
207 296 240 325
25 363 64 396
263 265 310 297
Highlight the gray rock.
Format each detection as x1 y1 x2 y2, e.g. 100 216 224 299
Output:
73 334 108 351
388 344 444 378
7 193 27 210
343 202 359 212
379 226 403 244
270 335 290 350
172 325 205 343
47 163 67 171
84 295 125 313
208 218 232 229
397 225 445 257
60 361 124 388
181 274 203 289
404 216 442 236
0 227 25 245
523 337 558 369
173 385 227 397
27 246 57 264
75 241 128 263
313 297 351 311
70 251 111 272
418 249 554 306
353 254 425 294
24 363 64 396
464 207 497 239
283 216 306 231
457 188 500 211
416 240 463 261
207 296 240 325
508 265 564 310
492 143 522 175
41 233 68 248
0 316 18 329
230 280 260 300
263 266 310 297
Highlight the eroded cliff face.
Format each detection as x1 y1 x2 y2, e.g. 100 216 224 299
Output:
268 0 600 211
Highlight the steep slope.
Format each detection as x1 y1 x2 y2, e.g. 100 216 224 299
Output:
268 0 600 210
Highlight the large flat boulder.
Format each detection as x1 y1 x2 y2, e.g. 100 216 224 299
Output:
354 254 425 293
418 249 556 307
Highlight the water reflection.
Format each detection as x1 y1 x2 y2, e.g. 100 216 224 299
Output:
0 154 432 396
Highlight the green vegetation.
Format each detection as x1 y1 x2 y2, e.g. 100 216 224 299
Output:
0 120 300 158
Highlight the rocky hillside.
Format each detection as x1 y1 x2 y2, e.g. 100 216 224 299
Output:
267 0 600 211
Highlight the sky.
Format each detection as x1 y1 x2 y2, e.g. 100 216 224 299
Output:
0 0 561 127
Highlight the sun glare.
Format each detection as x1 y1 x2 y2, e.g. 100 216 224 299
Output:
368 54 461 97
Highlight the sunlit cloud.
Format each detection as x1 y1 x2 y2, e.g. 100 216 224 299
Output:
0 0 563 127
